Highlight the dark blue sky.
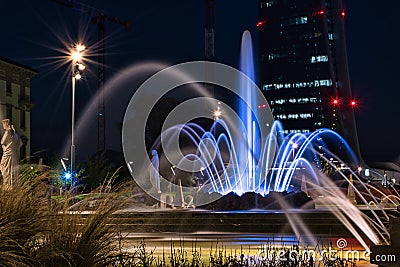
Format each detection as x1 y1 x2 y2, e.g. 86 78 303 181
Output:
0 0 399 163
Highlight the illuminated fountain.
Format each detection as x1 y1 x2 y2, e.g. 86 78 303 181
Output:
142 31 393 252
148 31 360 197
148 99 389 252
60 25 396 264
152 120 358 196
68 29 395 255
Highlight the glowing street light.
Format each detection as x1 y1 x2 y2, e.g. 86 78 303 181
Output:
70 43 86 174
77 63 85 71
213 107 222 120
71 51 82 62
76 44 86 52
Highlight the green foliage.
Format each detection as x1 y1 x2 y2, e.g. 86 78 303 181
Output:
19 164 39 181
80 152 118 190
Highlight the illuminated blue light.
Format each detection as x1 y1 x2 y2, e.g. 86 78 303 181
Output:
63 171 72 180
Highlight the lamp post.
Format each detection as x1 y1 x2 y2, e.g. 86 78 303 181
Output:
213 105 222 120
70 44 85 174
289 141 298 159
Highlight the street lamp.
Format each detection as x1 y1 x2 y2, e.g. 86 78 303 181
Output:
213 107 222 120
70 43 86 174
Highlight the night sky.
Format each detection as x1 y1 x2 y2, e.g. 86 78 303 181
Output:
0 0 399 163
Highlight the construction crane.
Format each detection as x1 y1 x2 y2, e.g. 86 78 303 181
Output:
205 0 215 62
50 0 131 153
205 0 215 96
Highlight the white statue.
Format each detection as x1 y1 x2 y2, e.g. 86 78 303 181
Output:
149 150 161 194
0 119 22 189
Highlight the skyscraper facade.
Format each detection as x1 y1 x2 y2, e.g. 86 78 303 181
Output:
258 0 360 154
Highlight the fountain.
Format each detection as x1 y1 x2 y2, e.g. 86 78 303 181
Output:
66 29 397 264
141 31 360 197
132 31 397 253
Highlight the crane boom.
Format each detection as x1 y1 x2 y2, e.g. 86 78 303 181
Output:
205 0 215 97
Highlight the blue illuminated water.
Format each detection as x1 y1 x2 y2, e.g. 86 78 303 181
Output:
238 30 260 193
146 30 387 250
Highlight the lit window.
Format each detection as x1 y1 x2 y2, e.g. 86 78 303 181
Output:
276 114 287 120
289 16 308 25
313 79 332 87
264 80 332 90
263 85 272 91
261 0 277 8
299 113 312 119
328 33 334 40
311 55 328 63
268 52 285 60
319 79 332 86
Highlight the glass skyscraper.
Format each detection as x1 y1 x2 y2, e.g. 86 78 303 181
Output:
258 0 360 155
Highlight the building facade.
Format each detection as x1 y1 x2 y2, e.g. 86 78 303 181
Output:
0 56 36 161
258 0 360 155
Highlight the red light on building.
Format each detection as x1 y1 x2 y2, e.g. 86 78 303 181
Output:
256 21 266 28
350 100 357 107
258 104 268 109
341 10 346 17
317 10 325 15
329 97 341 106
